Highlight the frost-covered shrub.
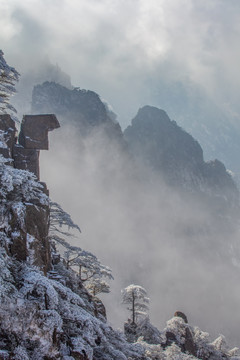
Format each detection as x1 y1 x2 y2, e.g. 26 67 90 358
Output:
137 338 164 360
0 155 47 204
165 317 187 345
164 343 196 359
19 266 59 309
12 346 29 360
0 154 48 240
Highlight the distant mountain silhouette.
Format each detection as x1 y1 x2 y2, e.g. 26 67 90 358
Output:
32 81 124 142
124 105 239 210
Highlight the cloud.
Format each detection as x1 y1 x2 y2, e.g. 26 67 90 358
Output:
40 122 240 345
2 0 240 129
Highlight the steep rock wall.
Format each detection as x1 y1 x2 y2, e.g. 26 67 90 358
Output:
0 114 60 273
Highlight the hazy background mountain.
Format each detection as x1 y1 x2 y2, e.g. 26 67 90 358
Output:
2 1 240 174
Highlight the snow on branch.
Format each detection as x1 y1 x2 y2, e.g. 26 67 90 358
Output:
49 201 81 234
0 50 19 115
122 284 149 324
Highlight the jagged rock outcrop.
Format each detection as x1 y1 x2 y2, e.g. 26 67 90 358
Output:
31 81 125 145
164 314 196 356
0 113 60 179
19 114 60 150
174 311 188 324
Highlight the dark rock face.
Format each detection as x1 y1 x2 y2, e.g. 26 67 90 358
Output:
19 114 60 150
174 311 188 323
0 114 16 151
0 114 60 272
10 233 27 262
14 114 59 179
13 145 40 179
8 194 51 272
0 114 16 161
184 327 197 356
25 203 51 270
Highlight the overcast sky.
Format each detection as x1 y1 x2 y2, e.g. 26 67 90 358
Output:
1 0 240 129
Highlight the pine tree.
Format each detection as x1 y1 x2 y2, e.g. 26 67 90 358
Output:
0 50 19 115
122 284 149 324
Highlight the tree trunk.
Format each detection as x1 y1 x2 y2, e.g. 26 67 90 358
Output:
132 291 135 324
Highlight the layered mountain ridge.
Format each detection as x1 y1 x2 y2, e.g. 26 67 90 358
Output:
32 81 123 142
32 82 239 213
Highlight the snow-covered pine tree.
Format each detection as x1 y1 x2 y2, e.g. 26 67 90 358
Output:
0 50 19 115
122 284 149 324
85 276 110 296
63 247 113 295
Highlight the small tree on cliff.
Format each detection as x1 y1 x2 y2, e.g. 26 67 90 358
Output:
63 247 113 294
86 277 110 296
122 284 149 324
49 201 81 237
0 50 19 114
49 201 113 295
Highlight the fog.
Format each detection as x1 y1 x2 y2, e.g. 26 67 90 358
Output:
39 122 240 346
2 0 240 347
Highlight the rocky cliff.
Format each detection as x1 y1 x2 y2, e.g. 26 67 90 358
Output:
0 113 60 273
